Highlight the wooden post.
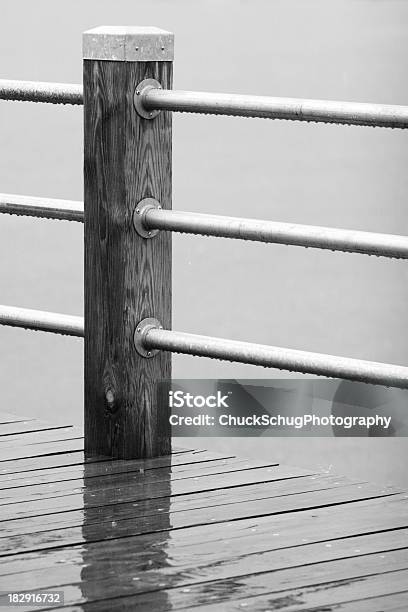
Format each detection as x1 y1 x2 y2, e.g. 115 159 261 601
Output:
83 27 173 459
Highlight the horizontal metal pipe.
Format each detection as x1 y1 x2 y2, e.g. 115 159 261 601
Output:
0 79 83 105
144 328 408 389
144 208 408 259
0 306 84 337
3 303 405 387
0 193 84 222
2 195 407 259
144 88 408 128
2 79 407 128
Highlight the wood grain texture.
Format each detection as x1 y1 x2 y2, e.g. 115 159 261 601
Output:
0 450 234 487
1 415 406 611
83 56 172 458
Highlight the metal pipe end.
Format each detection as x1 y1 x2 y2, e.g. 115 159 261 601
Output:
134 317 163 357
133 198 161 238
134 78 162 119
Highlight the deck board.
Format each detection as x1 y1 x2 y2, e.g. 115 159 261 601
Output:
0 412 35 425
0 413 406 611
0 450 236 486
0 422 75 437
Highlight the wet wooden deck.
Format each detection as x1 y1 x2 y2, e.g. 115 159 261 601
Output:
0 411 407 611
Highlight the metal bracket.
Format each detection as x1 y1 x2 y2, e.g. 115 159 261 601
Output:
134 317 163 358
134 78 162 119
133 198 161 238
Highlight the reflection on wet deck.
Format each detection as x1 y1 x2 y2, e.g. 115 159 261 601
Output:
0 411 407 611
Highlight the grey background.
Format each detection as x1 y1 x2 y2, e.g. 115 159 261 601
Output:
0 0 407 486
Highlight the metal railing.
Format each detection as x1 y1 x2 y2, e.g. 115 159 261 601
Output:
2 77 408 129
0 80 82 105
0 305 84 337
2 194 408 260
0 26 407 456
1 306 408 389
141 87 408 129
142 326 408 390
139 206 408 259
0 193 83 222
1 74 407 386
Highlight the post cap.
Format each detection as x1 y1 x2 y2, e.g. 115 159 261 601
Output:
83 26 174 61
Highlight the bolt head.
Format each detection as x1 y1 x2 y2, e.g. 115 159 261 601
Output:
136 90 140 96
136 209 140 214
148 231 152 236
137 327 141 333
147 351 151 356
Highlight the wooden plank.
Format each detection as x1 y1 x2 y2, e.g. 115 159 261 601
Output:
0 413 405 609
0 412 33 424
0 421 73 437
2 488 406 557
0 464 315 522
70 567 408 612
0 457 274 500
0 473 361 535
2 522 407 588
316 592 408 611
0 474 352 537
0 451 237 488
0 483 400 555
0 452 110 475
157 567 408 612
0 430 83 449
83 27 173 458
0 446 197 475
0 438 84 461
0 457 280 503
1 546 407 610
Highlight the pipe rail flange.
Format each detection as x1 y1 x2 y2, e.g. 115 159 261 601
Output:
133 198 161 238
134 78 162 119
134 317 163 357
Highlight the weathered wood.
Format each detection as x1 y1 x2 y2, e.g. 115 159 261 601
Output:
0 414 406 610
0 475 356 537
326 593 408 612
0 446 192 476
1 529 407 596
0 451 106 474
0 450 235 487
0 420 65 435
3 551 407 610
0 464 314 521
0 438 84 462
63 566 408 611
0 457 275 498
83 26 173 459
0 429 82 448
0 483 399 555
